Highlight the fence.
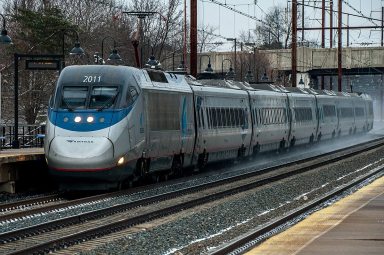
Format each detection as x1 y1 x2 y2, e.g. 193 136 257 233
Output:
0 125 45 149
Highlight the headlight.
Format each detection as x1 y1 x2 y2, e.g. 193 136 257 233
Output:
117 157 125 165
87 116 94 123
74 116 82 123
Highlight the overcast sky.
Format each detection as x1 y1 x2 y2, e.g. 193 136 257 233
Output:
196 0 384 49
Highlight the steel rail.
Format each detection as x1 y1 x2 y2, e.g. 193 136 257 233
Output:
0 194 61 212
210 167 384 255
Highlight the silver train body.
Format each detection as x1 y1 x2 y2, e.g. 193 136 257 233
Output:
44 65 374 190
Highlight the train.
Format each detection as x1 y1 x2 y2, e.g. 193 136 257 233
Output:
44 65 374 190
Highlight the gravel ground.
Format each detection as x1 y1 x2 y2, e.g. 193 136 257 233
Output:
77 145 384 255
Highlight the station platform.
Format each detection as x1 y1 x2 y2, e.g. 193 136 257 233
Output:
0 148 46 193
0 148 44 160
245 175 384 255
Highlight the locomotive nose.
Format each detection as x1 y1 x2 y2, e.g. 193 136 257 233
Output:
47 136 115 170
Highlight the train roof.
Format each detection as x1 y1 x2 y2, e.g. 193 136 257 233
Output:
58 66 373 101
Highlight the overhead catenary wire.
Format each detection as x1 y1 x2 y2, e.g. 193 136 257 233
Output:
342 0 378 26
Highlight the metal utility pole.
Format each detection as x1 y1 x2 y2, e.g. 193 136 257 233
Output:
184 0 187 68
338 0 342 92
190 0 197 77
347 14 350 46
382 7 384 47
302 0 305 41
292 0 298 87
321 0 325 90
330 0 333 90
330 0 333 48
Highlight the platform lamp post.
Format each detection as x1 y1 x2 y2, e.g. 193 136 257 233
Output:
94 36 122 65
199 54 213 73
221 58 232 79
0 13 12 137
60 28 85 69
244 65 255 84
261 71 269 82
244 42 256 82
298 74 305 87
0 14 12 44
226 38 237 79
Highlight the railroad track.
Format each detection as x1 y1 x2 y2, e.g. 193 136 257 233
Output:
1 137 384 254
0 193 62 214
210 167 384 255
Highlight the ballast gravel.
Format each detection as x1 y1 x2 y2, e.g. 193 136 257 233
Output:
78 144 384 255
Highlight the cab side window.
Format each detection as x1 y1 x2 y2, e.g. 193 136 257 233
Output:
126 86 138 107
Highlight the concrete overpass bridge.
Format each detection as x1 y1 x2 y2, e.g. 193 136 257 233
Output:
264 46 384 75
197 46 384 87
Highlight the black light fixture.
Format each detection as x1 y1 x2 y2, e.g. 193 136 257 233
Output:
101 36 122 65
299 75 305 86
145 55 161 69
204 55 213 72
205 62 213 72
177 60 186 71
61 28 85 57
226 67 235 80
107 48 122 64
226 38 237 73
69 41 85 56
261 72 269 81
0 13 12 44
244 69 254 83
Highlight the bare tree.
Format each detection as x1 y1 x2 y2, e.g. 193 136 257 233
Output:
198 25 221 53
255 6 292 49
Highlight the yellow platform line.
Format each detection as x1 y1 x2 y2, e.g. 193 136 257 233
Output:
244 175 384 255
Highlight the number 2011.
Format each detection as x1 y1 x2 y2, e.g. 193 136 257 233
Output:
83 76 101 83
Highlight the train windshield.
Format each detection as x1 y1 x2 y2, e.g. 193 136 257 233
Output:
60 86 119 111
61 87 88 110
89 86 119 110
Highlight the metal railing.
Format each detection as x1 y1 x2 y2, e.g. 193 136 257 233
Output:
0 125 45 149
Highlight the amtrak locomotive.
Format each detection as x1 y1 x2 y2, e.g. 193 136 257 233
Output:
44 65 374 190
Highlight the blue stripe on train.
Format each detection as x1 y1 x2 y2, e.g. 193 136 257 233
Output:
48 107 132 132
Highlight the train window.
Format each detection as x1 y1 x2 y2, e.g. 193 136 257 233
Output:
369 105 373 115
201 108 205 128
211 108 217 128
222 108 227 127
294 107 312 122
340 107 354 118
236 109 240 127
355 107 365 116
130 86 138 101
218 108 223 127
147 70 168 83
61 86 88 110
89 86 119 110
323 105 336 117
272 109 275 124
197 108 201 128
239 109 245 127
207 108 211 128
225 108 230 127
230 108 235 127
148 92 179 130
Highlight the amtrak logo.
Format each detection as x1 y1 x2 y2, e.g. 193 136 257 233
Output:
66 140 94 144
